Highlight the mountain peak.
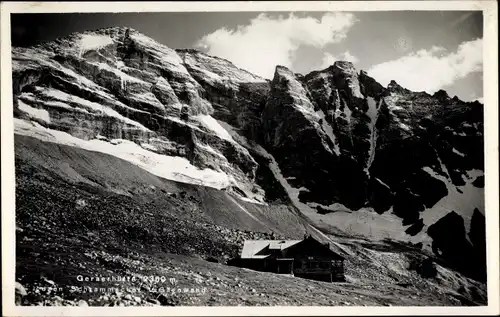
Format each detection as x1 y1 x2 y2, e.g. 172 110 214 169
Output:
387 79 408 93
388 79 400 87
324 61 358 77
274 65 295 78
333 60 356 70
275 65 293 72
85 26 137 34
432 89 450 100
67 26 138 42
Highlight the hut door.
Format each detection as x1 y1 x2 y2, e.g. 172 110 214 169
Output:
277 260 293 274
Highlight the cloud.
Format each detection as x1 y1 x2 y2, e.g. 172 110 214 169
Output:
319 51 359 69
366 38 483 94
195 13 357 79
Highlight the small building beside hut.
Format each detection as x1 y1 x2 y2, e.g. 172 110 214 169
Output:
231 235 345 282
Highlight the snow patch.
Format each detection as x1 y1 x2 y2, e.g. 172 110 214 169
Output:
365 97 380 173
195 115 234 142
399 123 411 132
421 165 484 241
452 148 466 157
14 119 233 189
342 104 353 124
78 34 114 57
374 177 391 190
18 100 51 123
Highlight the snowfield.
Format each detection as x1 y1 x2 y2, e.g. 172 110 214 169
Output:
78 34 114 57
14 119 233 190
421 166 484 241
365 97 380 172
18 100 51 124
195 115 235 142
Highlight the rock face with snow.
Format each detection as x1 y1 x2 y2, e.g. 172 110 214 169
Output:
12 26 485 280
12 27 269 202
263 62 483 220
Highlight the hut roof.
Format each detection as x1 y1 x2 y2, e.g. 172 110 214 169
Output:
240 240 302 259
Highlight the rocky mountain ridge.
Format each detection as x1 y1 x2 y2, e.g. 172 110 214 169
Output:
12 26 485 281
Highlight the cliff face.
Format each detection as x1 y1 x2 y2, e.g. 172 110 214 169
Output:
12 27 271 202
261 61 483 221
12 26 485 280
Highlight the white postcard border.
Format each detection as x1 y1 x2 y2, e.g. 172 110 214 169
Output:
1 1 498 316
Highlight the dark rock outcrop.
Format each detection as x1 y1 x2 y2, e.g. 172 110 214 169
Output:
427 211 486 281
405 218 424 236
468 209 487 281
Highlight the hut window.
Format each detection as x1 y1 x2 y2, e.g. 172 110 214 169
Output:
319 262 329 269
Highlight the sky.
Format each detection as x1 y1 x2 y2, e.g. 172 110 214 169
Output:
11 11 483 102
